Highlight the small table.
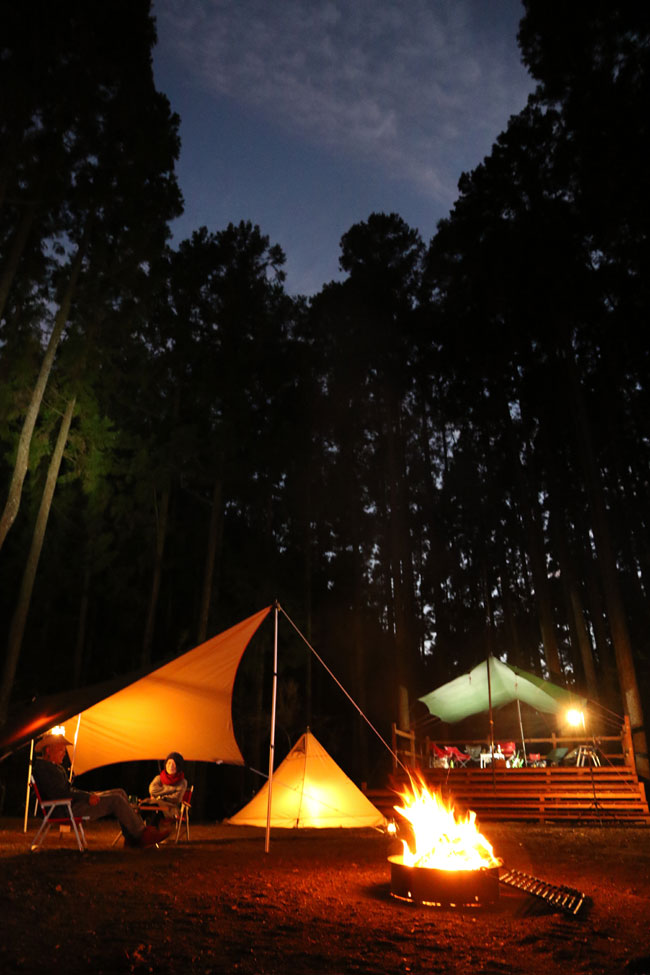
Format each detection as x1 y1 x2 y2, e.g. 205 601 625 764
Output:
137 798 174 823
480 749 505 768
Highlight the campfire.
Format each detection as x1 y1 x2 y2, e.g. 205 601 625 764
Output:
389 776 502 907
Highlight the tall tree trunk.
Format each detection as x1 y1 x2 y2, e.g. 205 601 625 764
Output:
351 562 369 781
567 582 599 697
571 492 619 701
502 400 563 681
582 543 619 699
565 353 649 778
497 554 524 666
0 238 85 551
303 505 313 729
73 554 92 687
416 380 448 668
197 474 223 644
375 467 403 721
347 500 369 779
384 398 415 730
0 199 37 322
0 395 76 723
142 485 170 666
528 493 563 681
550 507 600 701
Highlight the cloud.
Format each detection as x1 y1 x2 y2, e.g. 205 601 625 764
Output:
156 0 532 211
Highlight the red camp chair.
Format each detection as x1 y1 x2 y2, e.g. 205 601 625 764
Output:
428 743 449 768
30 775 89 852
498 741 517 760
444 746 471 767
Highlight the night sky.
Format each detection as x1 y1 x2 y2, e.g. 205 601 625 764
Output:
151 0 534 295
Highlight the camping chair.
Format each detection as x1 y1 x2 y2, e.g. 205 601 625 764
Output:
112 787 193 846
29 775 88 852
428 743 449 768
444 746 471 767
174 785 193 843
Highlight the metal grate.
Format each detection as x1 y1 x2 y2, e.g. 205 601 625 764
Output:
499 867 587 916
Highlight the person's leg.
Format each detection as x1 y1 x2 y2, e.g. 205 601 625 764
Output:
72 789 171 846
73 789 145 840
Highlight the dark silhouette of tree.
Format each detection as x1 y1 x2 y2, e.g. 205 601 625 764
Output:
0 0 181 555
517 0 650 777
305 213 425 736
2 2 650 787
0 0 181 720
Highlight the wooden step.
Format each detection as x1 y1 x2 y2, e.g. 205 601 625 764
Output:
364 767 650 825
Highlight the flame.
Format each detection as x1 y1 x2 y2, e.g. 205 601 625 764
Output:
394 776 499 872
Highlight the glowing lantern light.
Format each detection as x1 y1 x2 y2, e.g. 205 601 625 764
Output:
566 709 586 729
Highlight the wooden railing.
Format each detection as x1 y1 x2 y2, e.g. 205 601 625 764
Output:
391 716 636 773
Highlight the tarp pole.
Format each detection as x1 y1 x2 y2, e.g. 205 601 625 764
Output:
517 698 527 766
487 656 495 790
265 602 280 853
486 656 495 756
69 713 82 781
23 738 35 833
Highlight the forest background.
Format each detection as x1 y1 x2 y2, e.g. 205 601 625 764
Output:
1 1 649 805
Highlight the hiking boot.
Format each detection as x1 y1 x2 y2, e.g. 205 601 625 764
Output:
138 823 171 848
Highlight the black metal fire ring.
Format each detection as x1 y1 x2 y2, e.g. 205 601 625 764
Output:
388 854 502 907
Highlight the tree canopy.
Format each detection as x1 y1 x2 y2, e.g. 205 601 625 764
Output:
1 2 649 779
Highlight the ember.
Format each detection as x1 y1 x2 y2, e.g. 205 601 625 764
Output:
390 776 502 906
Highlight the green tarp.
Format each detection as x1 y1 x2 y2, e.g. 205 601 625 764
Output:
419 656 584 724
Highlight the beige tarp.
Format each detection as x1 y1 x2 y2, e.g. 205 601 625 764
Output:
0 607 271 774
228 730 386 829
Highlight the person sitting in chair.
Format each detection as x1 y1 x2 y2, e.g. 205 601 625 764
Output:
146 752 188 821
33 733 171 848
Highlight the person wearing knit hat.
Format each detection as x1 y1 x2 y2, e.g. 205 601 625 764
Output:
144 752 188 822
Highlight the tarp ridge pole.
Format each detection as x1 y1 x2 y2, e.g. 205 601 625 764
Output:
265 601 280 853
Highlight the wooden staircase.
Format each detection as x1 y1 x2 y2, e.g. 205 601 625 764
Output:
365 765 650 825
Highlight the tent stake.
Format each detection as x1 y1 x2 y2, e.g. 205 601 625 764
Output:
265 602 280 853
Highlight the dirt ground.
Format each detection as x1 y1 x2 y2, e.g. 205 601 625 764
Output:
1 816 650 975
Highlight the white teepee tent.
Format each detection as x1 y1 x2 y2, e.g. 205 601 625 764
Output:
228 730 386 829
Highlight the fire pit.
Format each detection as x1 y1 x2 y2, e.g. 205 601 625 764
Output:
389 855 501 906
389 777 502 907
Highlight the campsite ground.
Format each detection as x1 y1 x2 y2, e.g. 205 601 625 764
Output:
1 818 649 975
